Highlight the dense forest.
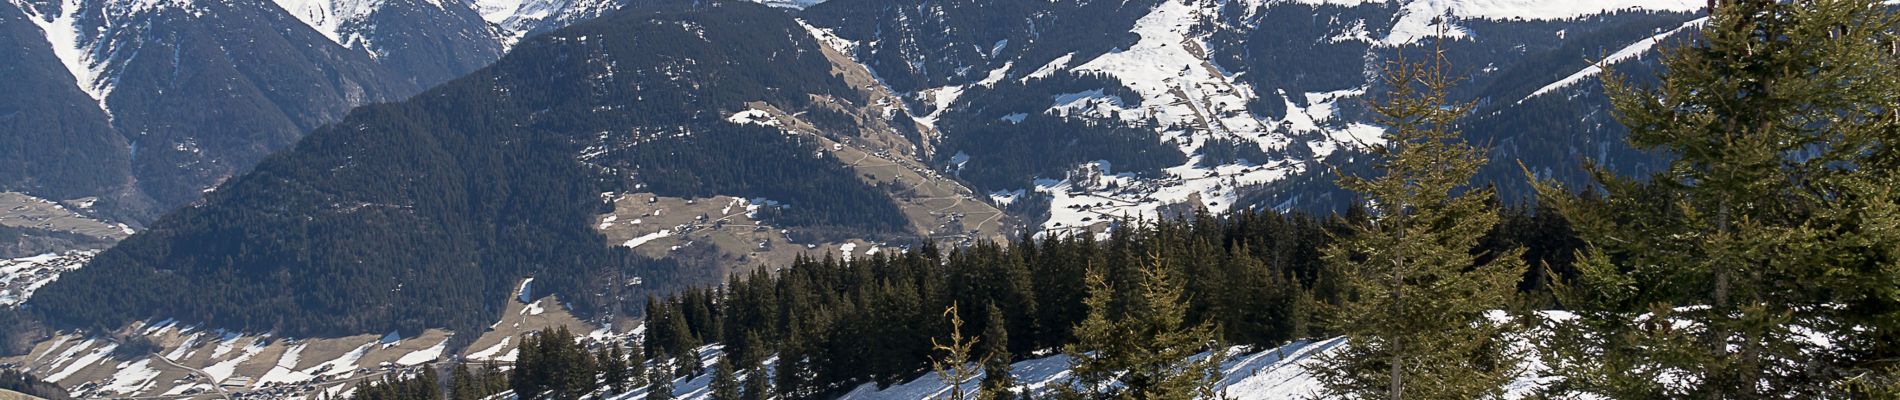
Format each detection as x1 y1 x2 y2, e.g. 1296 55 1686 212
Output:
935 71 1184 192
361 201 1573 400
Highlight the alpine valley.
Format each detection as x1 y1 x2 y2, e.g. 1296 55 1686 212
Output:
0 0 1779 398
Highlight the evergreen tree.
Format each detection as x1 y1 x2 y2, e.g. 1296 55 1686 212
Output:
977 302 1016 400
513 332 547 400
1310 29 1529 400
648 351 675 400
1533 1 1900 398
929 303 982 400
736 330 768 371
667 305 705 377
629 339 650 389
551 328 596 400
743 366 773 400
1059 252 1225 400
604 345 630 394
711 354 743 400
450 363 477 400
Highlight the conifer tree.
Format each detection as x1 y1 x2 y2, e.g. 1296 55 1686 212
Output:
629 339 649 388
977 302 1016 400
736 330 767 371
513 332 547 400
711 354 743 400
1532 0 1900 397
743 366 772 400
930 303 981 400
604 345 630 394
1060 252 1225 400
1312 34 1527 400
450 363 478 400
667 306 705 377
647 351 675 400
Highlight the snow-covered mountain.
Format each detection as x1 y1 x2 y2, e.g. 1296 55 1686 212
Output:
795 0 1704 232
0 2 1738 396
0 0 631 247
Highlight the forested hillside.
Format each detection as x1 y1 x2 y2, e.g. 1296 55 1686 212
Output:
28 0 912 339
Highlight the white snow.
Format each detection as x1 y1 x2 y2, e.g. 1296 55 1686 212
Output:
1524 17 1707 101
747 0 826 9
0 251 94 306
269 0 379 49
999 113 1028 124
517 278 535 303
726 109 779 126
99 359 162 394
395 339 447 365
1291 0 1703 45
46 340 118 382
256 344 314 386
474 0 528 25
10 0 115 117
1024 0 1309 234
467 337 512 361
1286 0 1700 20
1025 53 1075 81
203 339 265 382
839 243 857 261
305 342 372 379
621 230 674 249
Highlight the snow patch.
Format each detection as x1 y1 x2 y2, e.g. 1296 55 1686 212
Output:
99 359 162 394
1524 17 1706 101
395 340 447 365
747 0 826 9
467 337 512 361
621 230 674 249
11 0 116 118
726 109 779 126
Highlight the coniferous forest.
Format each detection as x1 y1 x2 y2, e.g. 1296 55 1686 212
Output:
5 1 1900 399
476 2 1900 399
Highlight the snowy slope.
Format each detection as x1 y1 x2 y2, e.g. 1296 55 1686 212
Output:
821 0 1709 235
748 0 826 9
475 0 622 46
0 251 94 306
270 0 381 48
1524 17 1707 101
1022 0 1356 234
539 335 1551 400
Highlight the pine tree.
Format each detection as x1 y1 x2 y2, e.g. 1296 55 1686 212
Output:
736 330 767 371
549 328 595 400
647 351 675 400
742 366 773 400
1532 1 1900 398
977 302 1015 400
1060 252 1225 400
513 332 547 400
449 363 473 400
667 305 704 377
604 345 630 394
711 354 742 400
629 339 649 389
1311 33 1527 400
929 303 981 400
